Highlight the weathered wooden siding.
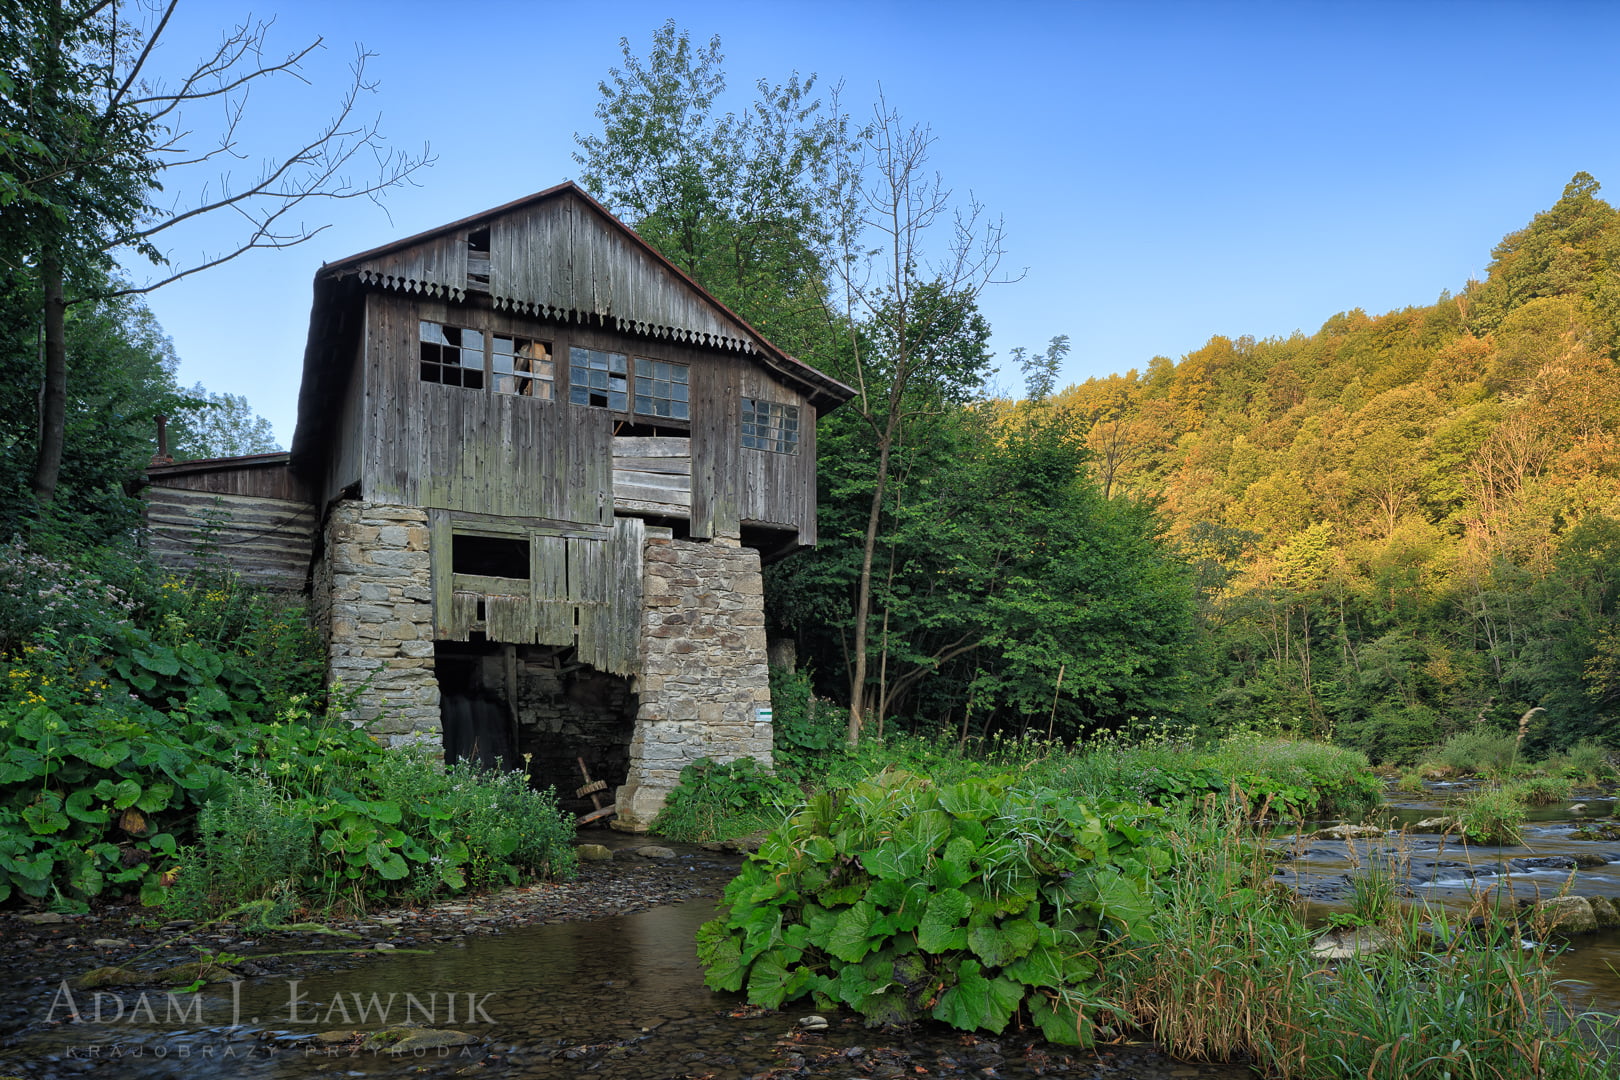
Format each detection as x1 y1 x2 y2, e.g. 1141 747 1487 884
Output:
321 334 367 508
359 287 817 542
145 486 315 590
362 294 613 525
428 509 643 676
353 230 468 301
612 436 691 516
486 193 757 353
735 364 817 541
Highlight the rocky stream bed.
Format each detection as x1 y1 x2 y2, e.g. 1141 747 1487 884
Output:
0 831 1246 1080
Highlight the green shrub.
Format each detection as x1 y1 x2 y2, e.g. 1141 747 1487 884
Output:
1508 775 1574 806
696 772 1166 1045
0 544 575 913
651 757 799 843
1457 785 1527 845
1436 729 1519 777
174 774 314 909
1562 740 1616 782
1395 770 1426 794
1204 737 1383 819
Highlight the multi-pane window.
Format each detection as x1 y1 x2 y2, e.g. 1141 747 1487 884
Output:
633 357 689 420
420 323 485 389
568 347 628 410
420 321 552 398
741 398 799 454
493 335 553 399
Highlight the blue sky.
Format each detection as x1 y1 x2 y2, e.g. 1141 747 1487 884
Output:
132 1 1620 445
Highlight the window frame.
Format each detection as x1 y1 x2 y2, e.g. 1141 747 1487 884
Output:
740 397 800 454
568 345 691 425
419 319 554 400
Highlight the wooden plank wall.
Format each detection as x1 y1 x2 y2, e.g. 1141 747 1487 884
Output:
734 364 817 542
145 487 315 590
429 511 642 677
355 230 468 300
363 294 613 525
487 193 757 352
362 292 816 542
321 335 367 508
612 436 691 516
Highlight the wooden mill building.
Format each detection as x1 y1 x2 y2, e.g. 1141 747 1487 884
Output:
144 182 852 828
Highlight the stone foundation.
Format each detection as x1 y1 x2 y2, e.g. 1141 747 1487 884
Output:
615 535 773 829
316 502 774 815
320 500 440 748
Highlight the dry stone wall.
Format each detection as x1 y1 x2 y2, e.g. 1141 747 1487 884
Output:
616 535 773 829
322 501 441 748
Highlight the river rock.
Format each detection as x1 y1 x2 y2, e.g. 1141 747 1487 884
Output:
1412 816 1455 831
798 1015 829 1031
1530 896 1598 934
1313 824 1385 840
577 844 614 861
360 1026 477 1053
636 846 678 859
1569 803 1588 814
1589 896 1620 929
19 912 67 925
1311 926 1395 960
1572 853 1610 868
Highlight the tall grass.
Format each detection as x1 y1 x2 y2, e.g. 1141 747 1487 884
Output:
1116 802 1618 1078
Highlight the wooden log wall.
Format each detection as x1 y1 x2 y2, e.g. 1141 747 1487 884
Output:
428 510 644 678
144 487 316 591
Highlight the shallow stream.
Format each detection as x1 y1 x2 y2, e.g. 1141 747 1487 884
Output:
5 785 1618 1078
1277 785 1620 1013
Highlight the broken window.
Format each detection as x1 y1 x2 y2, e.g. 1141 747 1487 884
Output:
452 533 530 578
568 347 629 410
422 320 552 398
420 322 485 389
633 357 690 420
493 335 553 399
741 398 799 453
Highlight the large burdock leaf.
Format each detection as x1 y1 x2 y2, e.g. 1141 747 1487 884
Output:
1030 993 1092 1046
828 899 880 962
917 888 972 953
746 948 811 1009
697 919 746 991
968 915 1038 967
932 959 1023 1033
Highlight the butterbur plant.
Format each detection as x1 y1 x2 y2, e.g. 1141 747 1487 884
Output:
696 771 1167 1045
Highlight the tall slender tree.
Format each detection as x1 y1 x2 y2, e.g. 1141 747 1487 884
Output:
1 0 427 505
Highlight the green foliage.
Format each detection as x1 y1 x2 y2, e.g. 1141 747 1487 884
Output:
769 665 844 772
572 19 852 363
1456 785 1527 845
650 757 798 843
697 772 1166 1043
1276 912 1614 1079
1436 728 1520 777
1504 775 1573 806
1121 807 1617 1077
0 543 574 913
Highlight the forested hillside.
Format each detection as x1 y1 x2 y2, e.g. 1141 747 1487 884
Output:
1038 173 1620 759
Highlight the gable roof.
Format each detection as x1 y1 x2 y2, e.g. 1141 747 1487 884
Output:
290 182 852 471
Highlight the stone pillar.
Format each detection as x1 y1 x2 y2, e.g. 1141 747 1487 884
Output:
322 501 441 749
615 535 773 829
